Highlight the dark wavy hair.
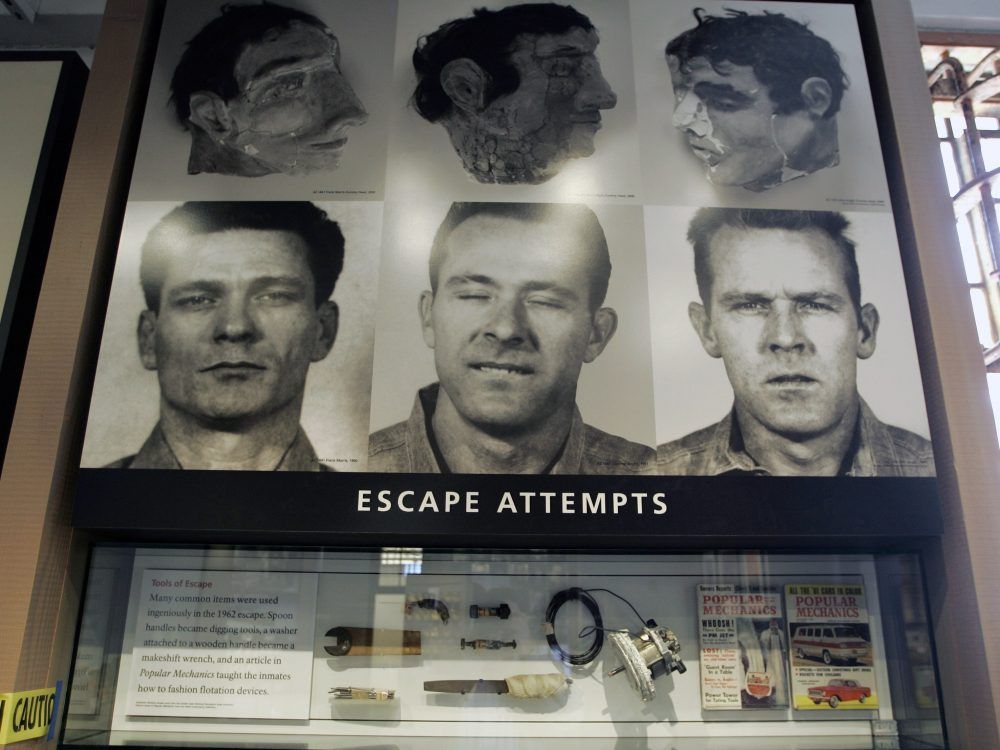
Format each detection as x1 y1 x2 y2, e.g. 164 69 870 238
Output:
687 208 861 314
170 2 331 125
665 8 848 118
429 202 611 311
140 202 345 311
412 3 594 122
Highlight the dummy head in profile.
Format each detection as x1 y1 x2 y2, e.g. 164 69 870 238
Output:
411 3 618 185
665 8 848 192
170 2 369 177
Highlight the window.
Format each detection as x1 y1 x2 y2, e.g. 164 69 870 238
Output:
923 38 1000 444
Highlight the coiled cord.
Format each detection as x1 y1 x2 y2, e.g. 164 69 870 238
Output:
543 587 604 666
543 587 650 666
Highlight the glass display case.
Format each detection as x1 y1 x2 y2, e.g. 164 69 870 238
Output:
49 1 963 748
61 545 945 749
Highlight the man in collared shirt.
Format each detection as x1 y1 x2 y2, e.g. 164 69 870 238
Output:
657 207 934 477
369 202 655 474
106 201 342 471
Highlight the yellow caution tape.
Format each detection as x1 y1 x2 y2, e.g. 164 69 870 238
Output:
0 686 57 744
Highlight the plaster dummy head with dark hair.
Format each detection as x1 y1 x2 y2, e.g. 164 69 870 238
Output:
666 8 848 191
411 3 618 185
171 2 368 177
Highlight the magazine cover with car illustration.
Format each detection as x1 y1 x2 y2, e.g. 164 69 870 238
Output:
785 582 879 710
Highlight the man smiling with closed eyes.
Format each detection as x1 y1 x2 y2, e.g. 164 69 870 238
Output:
369 202 654 474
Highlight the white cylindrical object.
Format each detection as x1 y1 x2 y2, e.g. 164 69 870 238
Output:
504 673 569 699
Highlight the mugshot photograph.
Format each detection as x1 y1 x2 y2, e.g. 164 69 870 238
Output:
385 0 643 205
127 0 396 201
645 205 934 477
81 201 381 472
630 0 892 211
367 200 657 475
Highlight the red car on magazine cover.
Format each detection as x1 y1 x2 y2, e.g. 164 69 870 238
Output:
808 679 872 707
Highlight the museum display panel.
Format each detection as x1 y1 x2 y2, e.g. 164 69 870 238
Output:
55 0 965 746
76 0 938 484
61 546 944 748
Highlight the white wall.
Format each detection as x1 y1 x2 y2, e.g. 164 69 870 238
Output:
911 0 1000 31
0 61 61 315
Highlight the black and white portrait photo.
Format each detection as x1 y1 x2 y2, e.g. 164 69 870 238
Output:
631 0 891 211
368 201 656 474
172 3 369 179
386 0 642 204
127 0 396 200
666 8 845 192
411 2 618 185
645 205 934 477
81 201 381 471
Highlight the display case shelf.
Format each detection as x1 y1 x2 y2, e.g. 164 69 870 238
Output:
61 546 945 750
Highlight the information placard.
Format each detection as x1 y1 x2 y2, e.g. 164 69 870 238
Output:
125 569 317 719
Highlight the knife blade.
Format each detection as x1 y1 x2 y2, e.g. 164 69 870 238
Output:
423 674 570 698
424 679 509 695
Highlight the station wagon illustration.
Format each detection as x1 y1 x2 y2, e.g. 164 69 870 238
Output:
791 624 870 664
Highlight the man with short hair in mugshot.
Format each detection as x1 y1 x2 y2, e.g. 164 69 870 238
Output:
657 208 934 477
171 2 368 177
106 201 342 471
411 3 617 185
665 9 848 192
369 202 655 474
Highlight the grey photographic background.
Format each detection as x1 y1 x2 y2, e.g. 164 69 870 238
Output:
80 201 382 470
631 0 893 211
368 200 657 448
645 205 932 444
385 0 644 205
127 0 397 201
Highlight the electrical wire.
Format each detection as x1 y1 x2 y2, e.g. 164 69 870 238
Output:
543 587 648 666
585 587 647 626
544 587 603 666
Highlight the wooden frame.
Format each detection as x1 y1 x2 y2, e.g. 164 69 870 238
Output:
1 1 998 747
0 52 87 463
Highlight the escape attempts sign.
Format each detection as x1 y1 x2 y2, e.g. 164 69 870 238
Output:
124 569 317 719
71 0 941 543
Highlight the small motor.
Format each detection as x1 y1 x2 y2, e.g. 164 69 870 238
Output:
607 621 686 702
